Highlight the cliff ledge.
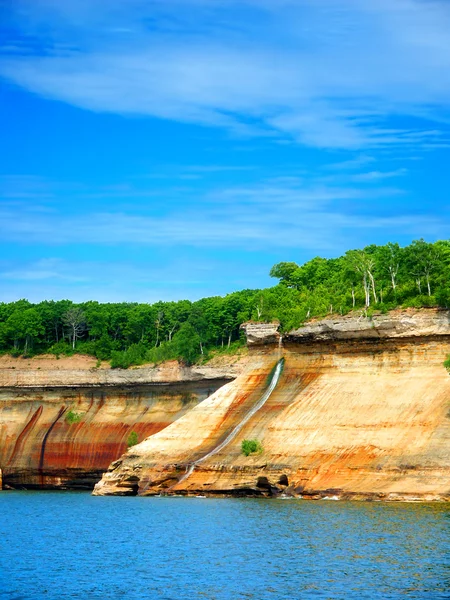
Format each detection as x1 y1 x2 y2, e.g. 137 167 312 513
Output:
94 309 450 501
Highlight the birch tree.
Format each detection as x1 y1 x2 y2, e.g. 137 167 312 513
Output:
377 242 402 293
345 250 377 307
406 239 440 297
155 311 164 347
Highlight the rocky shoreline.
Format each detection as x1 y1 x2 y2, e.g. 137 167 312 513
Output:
93 309 450 500
0 361 240 489
2 308 450 499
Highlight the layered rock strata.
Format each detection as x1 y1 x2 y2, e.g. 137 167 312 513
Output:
240 322 280 346
286 309 450 342
94 310 450 500
0 361 241 388
0 364 234 489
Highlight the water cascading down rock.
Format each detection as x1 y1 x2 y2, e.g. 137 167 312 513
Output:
94 310 450 500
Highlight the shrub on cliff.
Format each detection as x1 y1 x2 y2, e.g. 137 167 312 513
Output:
49 340 74 358
110 343 148 368
94 334 114 360
241 439 263 457
127 431 138 447
444 356 450 372
66 409 82 424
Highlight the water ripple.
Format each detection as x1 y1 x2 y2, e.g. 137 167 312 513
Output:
0 493 449 599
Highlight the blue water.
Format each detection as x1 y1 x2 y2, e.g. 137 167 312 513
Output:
1 492 449 600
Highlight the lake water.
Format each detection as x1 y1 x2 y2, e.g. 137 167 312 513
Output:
1 492 449 600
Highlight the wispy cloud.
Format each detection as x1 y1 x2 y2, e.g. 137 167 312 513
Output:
351 169 408 182
0 175 443 253
2 0 450 150
1 258 87 282
0 255 270 303
325 155 377 171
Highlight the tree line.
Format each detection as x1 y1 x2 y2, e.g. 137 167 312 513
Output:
1 239 449 366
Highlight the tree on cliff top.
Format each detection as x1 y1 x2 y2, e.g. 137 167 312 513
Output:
173 322 201 365
6 308 44 354
269 262 300 288
63 308 86 349
1 238 450 365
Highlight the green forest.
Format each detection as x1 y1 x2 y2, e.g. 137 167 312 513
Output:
1 239 449 367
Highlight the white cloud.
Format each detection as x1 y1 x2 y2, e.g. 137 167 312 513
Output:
0 255 270 303
325 155 376 171
2 0 450 149
0 258 88 282
0 177 443 253
351 169 408 182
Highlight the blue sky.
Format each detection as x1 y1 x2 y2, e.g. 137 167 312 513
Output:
1 0 450 303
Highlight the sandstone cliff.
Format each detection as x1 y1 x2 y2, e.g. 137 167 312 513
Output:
94 310 450 500
0 362 237 489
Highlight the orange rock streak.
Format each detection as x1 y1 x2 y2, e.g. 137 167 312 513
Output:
94 340 450 500
0 381 225 488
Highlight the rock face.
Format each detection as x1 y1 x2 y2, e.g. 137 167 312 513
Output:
287 309 450 342
285 310 450 343
240 322 280 346
0 362 241 388
0 365 234 489
94 309 450 500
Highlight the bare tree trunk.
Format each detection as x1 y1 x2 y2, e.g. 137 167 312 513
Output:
256 298 264 319
368 271 378 304
363 273 370 307
227 333 232 348
390 271 396 292
416 278 422 294
351 287 356 308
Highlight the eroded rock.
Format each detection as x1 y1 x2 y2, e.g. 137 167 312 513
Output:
240 322 281 346
93 310 450 500
287 309 450 342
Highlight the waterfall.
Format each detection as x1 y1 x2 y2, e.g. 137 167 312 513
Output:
172 358 285 490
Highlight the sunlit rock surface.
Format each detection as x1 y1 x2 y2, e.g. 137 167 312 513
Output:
0 364 235 489
94 309 450 500
240 322 280 346
287 309 450 342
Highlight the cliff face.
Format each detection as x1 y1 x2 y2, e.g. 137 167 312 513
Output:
0 363 235 489
0 360 241 388
94 310 450 500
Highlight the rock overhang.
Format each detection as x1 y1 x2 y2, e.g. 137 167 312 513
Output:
242 309 450 346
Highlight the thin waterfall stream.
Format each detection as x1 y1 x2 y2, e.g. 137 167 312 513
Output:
170 357 285 491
